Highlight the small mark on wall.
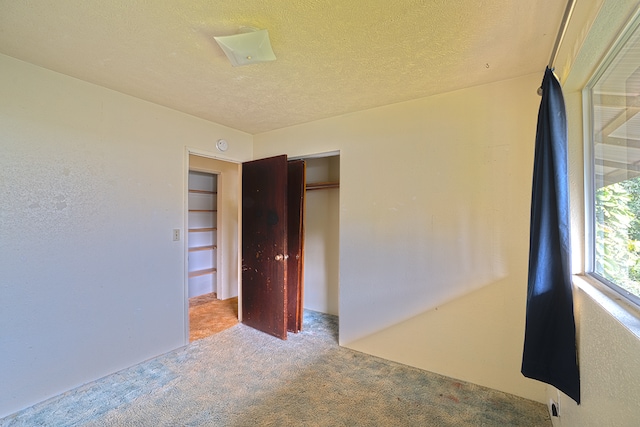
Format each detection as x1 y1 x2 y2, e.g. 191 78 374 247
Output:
54 195 67 210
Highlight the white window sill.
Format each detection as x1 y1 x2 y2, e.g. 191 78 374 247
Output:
573 274 640 341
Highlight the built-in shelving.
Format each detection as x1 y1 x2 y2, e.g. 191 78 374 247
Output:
306 181 339 191
188 268 217 278
189 245 217 252
189 189 217 195
188 171 218 298
188 227 217 232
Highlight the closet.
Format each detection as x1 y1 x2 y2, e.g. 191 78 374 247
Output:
303 155 340 316
187 171 217 298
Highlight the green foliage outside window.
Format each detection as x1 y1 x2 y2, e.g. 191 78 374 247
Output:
595 178 640 297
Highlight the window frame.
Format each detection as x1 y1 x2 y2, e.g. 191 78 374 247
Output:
584 10 640 309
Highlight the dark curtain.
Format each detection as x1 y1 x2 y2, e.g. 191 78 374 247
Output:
522 67 580 404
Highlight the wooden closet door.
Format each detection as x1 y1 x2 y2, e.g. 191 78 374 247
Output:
241 155 289 339
287 160 306 332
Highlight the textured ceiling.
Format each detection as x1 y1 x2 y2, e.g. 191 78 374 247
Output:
0 1 566 134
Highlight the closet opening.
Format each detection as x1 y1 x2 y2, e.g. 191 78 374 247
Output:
299 154 340 317
187 154 241 342
183 151 339 342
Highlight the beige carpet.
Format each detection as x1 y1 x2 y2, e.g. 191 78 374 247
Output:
1 311 551 426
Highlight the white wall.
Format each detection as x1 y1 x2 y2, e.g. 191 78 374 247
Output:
254 73 546 401
303 156 340 315
0 53 252 417
553 279 640 426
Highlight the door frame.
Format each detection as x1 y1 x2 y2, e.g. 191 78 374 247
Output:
288 150 340 316
184 147 243 345
183 147 341 345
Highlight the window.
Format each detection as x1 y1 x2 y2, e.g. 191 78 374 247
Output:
588 15 640 306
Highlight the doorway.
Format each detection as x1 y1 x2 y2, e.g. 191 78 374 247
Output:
241 153 340 338
187 154 241 341
241 156 306 339
300 155 340 316
184 151 340 342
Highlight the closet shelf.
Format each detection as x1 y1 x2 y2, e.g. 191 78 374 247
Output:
188 227 217 232
189 189 217 195
306 181 339 191
189 245 217 252
188 268 217 278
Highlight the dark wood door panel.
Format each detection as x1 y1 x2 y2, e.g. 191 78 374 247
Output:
242 155 288 339
287 160 306 332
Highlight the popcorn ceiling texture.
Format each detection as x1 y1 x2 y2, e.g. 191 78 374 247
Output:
0 0 566 134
